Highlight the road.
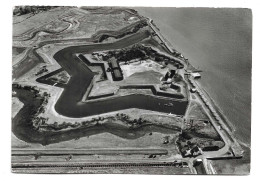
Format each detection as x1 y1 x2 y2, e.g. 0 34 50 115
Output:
12 12 242 174
147 17 242 170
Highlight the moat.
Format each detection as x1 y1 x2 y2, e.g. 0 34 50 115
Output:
11 6 249 174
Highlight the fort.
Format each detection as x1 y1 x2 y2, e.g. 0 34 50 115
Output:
12 6 244 174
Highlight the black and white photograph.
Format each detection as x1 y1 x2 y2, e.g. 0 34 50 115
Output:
7 0 257 176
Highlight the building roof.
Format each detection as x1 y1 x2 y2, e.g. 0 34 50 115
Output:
113 69 123 79
191 72 201 78
110 57 120 69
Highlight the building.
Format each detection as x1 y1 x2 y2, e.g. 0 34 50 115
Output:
112 69 123 81
191 72 201 79
190 88 197 93
191 146 203 156
170 69 176 77
109 57 124 81
170 83 179 90
176 63 184 69
164 71 170 81
163 69 177 82
110 57 120 69
128 16 138 22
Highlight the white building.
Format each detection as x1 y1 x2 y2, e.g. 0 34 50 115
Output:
191 72 201 79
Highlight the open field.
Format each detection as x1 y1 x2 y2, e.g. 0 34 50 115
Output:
13 7 139 45
121 59 167 77
123 70 162 85
11 97 24 119
12 47 26 58
45 70 70 84
13 7 70 37
187 101 210 120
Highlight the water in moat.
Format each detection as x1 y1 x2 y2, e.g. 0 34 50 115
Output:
13 32 187 145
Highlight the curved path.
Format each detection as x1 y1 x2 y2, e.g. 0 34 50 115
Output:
52 31 188 118
12 31 188 145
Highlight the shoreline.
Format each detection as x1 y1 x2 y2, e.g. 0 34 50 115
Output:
12 7 249 174
142 12 239 135
12 10 240 148
145 14 244 158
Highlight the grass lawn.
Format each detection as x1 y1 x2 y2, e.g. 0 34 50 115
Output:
121 70 163 85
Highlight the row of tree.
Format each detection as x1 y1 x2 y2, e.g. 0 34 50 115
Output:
115 113 147 127
98 43 184 69
96 21 148 43
37 115 107 131
13 6 58 16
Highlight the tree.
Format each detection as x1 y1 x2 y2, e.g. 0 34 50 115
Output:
53 122 58 128
137 118 143 124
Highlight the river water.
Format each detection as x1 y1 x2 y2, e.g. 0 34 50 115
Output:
134 8 252 146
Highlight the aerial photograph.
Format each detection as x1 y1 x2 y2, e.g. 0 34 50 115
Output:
12 6 251 174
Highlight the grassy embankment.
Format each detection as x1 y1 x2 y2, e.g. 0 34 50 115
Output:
12 84 182 146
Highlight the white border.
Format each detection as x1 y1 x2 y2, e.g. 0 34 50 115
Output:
1 0 259 180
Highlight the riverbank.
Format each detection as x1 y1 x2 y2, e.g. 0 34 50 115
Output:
135 7 251 146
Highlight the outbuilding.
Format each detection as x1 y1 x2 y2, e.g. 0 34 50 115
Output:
190 88 197 93
112 69 123 81
191 72 201 79
110 57 120 69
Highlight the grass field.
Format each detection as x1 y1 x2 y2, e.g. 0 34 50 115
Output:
187 101 209 120
13 7 69 36
121 70 163 85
